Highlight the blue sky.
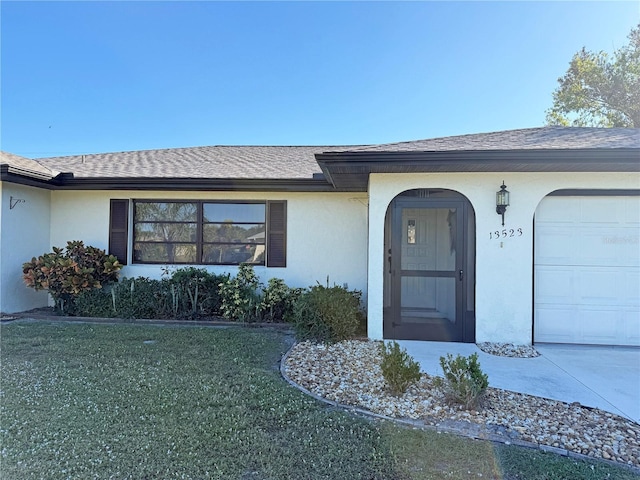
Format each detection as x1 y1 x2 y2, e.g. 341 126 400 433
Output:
1 1 637 158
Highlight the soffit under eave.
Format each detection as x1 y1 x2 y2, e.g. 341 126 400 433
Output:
317 156 640 190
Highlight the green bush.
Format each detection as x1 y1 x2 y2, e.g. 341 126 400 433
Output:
379 341 422 396
260 278 303 323
218 263 262 322
22 240 122 313
71 263 300 323
167 267 227 318
68 287 114 317
112 277 170 319
434 353 489 409
72 267 229 320
72 277 166 319
291 283 363 342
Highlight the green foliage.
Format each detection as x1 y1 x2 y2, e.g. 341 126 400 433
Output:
72 277 166 319
70 263 299 323
434 353 489 410
22 240 122 312
546 23 639 127
167 267 226 317
291 282 363 342
69 287 115 318
379 341 422 396
216 264 299 323
260 278 303 323
218 263 262 322
72 269 229 320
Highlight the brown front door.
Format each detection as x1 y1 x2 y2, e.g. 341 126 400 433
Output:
384 194 474 342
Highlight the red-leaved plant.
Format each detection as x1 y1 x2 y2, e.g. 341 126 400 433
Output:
23 240 122 312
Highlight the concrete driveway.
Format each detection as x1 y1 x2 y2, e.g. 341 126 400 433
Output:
395 340 640 423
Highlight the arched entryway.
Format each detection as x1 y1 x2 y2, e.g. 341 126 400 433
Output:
383 189 476 342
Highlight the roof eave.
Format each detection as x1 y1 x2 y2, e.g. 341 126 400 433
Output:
42 176 355 192
315 148 640 189
0 167 357 192
0 164 65 189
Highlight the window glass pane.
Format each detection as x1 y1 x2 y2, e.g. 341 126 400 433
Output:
203 244 265 265
203 203 265 223
136 202 197 222
135 223 197 242
134 243 196 263
401 207 456 272
132 200 270 265
203 224 265 243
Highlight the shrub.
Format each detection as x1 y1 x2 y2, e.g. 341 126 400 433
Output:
218 264 262 322
69 263 298 323
168 267 227 318
68 287 114 317
434 353 489 409
291 282 363 342
71 277 165 319
72 268 231 320
259 278 303 323
111 277 169 319
379 341 421 396
289 290 329 341
22 240 122 312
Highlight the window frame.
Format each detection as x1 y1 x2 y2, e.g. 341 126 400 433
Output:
132 199 267 266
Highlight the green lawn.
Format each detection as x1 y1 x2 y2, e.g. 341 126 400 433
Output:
1 321 637 479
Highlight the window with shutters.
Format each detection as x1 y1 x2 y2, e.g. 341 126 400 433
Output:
128 200 286 266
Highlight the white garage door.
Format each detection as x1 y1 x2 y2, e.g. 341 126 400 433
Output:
534 195 640 346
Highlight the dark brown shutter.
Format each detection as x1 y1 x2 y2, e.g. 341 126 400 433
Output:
266 200 287 267
109 199 129 265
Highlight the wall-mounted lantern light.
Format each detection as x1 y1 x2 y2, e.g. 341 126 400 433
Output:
496 182 510 226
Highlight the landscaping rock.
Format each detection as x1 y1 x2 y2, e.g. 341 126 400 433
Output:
477 342 540 358
283 340 640 468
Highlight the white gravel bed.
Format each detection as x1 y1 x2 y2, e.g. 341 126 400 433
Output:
283 340 640 468
477 342 540 358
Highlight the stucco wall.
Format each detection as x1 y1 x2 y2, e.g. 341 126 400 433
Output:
8 169 637 340
0 182 51 313
50 190 369 299
367 171 640 344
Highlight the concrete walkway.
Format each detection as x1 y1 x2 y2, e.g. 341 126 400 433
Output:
396 340 640 424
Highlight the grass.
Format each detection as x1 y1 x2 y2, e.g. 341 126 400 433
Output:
1 321 637 480
493 444 639 480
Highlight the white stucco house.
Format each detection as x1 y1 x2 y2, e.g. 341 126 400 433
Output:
1 127 639 346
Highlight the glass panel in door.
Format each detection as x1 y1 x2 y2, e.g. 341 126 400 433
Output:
392 203 463 341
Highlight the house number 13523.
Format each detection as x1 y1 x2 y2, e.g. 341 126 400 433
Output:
490 228 523 240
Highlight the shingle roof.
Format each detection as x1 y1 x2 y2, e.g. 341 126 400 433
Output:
0 151 60 179
37 145 357 180
4 127 637 187
342 127 640 153
315 127 640 190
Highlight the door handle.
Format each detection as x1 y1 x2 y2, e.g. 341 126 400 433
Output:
459 269 464 281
